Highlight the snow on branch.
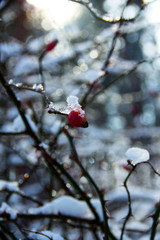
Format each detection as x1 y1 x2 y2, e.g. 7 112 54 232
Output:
29 195 103 221
0 180 22 194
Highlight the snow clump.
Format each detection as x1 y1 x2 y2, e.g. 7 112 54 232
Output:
66 95 85 115
67 96 81 110
29 195 103 221
0 202 18 220
125 147 150 164
0 180 22 193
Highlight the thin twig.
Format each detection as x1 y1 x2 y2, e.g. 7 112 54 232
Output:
102 0 132 70
0 212 102 227
63 128 117 240
1 190 42 206
88 60 145 105
0 131 27 136
0 222 18 240
0 230 9 240
0 0 17 14
120 165 136 240
38 147 101 225
120 159 160 239
150 203 160 240
23 229 52 240
38 50 46 136
0 70 40 144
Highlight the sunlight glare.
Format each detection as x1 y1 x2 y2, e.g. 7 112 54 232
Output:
145 1 160 24
26 0 82 28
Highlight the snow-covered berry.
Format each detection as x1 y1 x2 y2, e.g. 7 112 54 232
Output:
68 109 88 128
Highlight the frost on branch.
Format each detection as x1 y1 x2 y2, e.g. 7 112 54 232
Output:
125 147 150 164
0 202 18 220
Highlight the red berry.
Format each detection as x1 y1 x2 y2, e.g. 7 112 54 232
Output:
68 110 88 128
149 90 158 98
46 39 58 52
131 105 141 116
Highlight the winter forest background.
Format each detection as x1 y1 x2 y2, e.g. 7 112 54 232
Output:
1 0 160 239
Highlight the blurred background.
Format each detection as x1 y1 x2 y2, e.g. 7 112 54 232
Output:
1 1 160 238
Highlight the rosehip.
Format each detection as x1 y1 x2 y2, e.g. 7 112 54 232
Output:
149 90 158 98
68 110 88 128
46 39 58 52
131 105 141 116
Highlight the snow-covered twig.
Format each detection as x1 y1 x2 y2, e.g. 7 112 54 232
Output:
70 0 146 24
120 150 160 239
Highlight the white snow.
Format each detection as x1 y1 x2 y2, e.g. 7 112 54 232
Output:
27 37 44 53
125 147 150 164
50 120 61 134
0 180 22 193
74 40 92 53
85 69 104 83
66 96 81 110
0 202 18 220
13 114 38 132
14 56 39 76
29 195 103 221
1 41 22 58
66 95 85 115
28 230 64 240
